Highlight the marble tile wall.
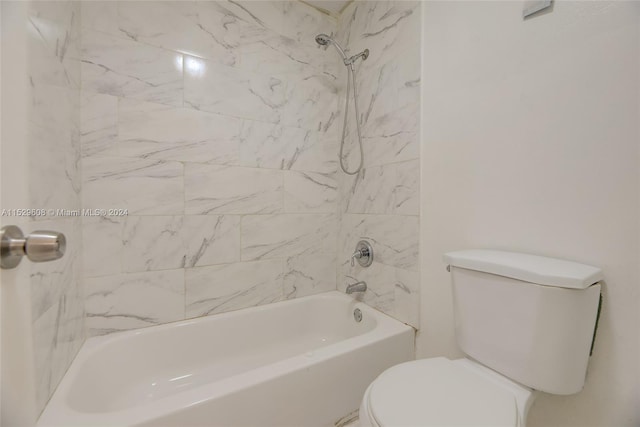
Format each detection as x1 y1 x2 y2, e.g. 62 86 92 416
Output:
26 0 84 414
335 1 421 328
80 1 341 336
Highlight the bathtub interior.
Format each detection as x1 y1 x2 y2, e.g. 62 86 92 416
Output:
67 294 379 413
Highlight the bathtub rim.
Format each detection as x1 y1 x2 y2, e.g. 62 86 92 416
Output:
78 291 413 357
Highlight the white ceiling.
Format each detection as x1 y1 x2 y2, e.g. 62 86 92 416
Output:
303 0 352 16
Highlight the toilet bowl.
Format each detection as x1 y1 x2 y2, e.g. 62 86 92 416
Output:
359 357 536 427
358 250 603 427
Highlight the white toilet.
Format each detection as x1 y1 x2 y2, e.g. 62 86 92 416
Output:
360 249 603 427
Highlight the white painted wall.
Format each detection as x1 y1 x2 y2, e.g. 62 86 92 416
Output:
419 1 639 425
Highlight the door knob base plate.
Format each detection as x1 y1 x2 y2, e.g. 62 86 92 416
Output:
1 225 25 269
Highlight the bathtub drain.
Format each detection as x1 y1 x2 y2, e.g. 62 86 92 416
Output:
353 308 362 322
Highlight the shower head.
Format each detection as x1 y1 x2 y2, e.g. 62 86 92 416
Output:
315 34 332 46
315 33 348 63
315 33 368 67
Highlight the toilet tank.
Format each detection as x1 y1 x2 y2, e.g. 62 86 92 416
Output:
443 250 602 395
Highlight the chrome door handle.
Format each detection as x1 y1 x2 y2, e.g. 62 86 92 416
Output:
1 225 66 269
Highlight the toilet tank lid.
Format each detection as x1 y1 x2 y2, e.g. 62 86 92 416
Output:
443 249 603 289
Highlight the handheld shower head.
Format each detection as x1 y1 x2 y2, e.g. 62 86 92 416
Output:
315 34 332 46
315 33 349 63
315 33 368 68
315 33 370 175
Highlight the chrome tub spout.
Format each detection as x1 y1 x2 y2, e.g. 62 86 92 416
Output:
346 281 367 294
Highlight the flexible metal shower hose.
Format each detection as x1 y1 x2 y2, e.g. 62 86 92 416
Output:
339 62 365 175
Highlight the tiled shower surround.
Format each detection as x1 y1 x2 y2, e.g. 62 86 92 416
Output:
23 0 421 414
80 1 342 335
27 1 84 413
336 1 421 327
80 0 421 337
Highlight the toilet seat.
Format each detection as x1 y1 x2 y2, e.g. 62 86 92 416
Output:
364 357 519 427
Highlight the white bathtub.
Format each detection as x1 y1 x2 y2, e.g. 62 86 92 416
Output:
38 291 414 427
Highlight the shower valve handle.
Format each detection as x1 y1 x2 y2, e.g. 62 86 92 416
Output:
350 240 373 268
351 250 363 266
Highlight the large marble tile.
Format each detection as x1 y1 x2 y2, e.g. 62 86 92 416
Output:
81 29 183 106
183 215 241 268
281 71 339 131
290 134 339 174
284 253 337 299
337 0 421 150
121 215 241 272
28 84 81 217
239 120 337 173
339 1 420 70
279 1 338 47
393 267 420 327
235 31 328 76
31 217 84 412
122 216 185 272
339 165 394 215
30 245 74 329
82 215 123 278
27 2 83 415
241 213 337 261
27 4 81 89
362 131 419 168
184 60 285 123
117 98 242 164
339 214 419 271
185 163 283 215
335 0 421 330
117 1 235 64
51 270 83 379
238 120 311 169
29 73 77 130
118 1 329 77
85 269 185 336
213 1 285 39
33 296 83 413
82 156 184 215
284 171 337 213
392 160 420 215
185 259 283 318
342 160 419 215
32 302 57 412
80 92 118 158
357 61 421 140
220 0 337 48
30 218 82 322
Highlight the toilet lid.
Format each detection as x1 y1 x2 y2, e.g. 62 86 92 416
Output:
368 358 518 427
